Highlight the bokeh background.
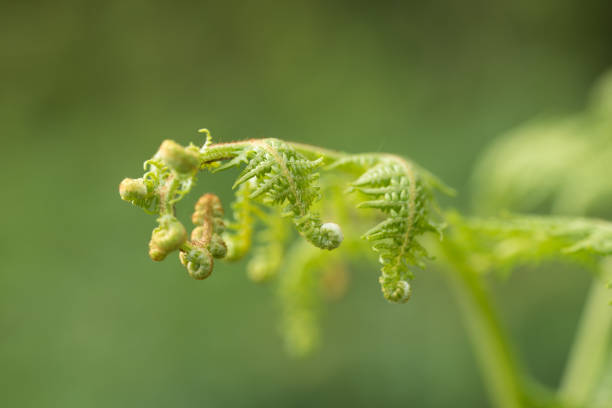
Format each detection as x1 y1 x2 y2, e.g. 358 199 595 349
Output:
2 1 612 406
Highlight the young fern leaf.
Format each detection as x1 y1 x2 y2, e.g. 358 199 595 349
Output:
230 139 343 251
331 155 445 303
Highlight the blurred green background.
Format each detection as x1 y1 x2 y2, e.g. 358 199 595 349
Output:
2 1 612 406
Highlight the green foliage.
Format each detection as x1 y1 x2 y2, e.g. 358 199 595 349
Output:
119 106 612 408
447 211 612 275
330 155 444 303
278 240 327 357
222 182 256 261
226 139 343 251
457 70 612 408
120 134 445 304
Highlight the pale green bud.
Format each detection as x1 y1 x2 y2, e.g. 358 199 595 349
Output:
158 140 199 174
223 235 250 261
381 278 412 303
148 215 187 261
319 223 343 250
119 178 148 202
148 245 167 262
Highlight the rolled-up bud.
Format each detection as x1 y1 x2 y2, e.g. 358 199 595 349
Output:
223 235 250 261
190 226 226 258
380 277 412 303
319 223 343 250
148 215 187 261
192 193 224 226
158 140 199 174
180 247 213 280
294 215 343 251
148 244 167 261
119 178 148 202
209 234 227 258
190 225 209 244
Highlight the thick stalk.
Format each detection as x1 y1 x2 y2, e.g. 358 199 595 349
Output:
559 257 612 407
442 243 525 408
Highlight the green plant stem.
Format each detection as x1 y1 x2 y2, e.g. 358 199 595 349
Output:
559 257 612 407
442 242 525 408
591 348 612 408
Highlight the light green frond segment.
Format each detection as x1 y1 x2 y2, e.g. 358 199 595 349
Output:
223 182 257 261
278 242 322 357
201 143 246 167
326 153 382 174
246 211 288 283
278 240 346 357
447 212 612 276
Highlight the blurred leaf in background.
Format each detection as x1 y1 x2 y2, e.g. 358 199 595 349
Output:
472 70 612 217
1 0 612 407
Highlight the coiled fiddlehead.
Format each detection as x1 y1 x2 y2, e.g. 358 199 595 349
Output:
218 139 343 251
330 155 447 303
179 193 228 280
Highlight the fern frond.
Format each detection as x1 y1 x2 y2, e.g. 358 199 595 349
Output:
179 193 228 280
120 133 446 304
347 157 443 303
447 212 612 276
229 139 343 251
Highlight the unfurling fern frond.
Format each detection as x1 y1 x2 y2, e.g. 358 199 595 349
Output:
120 133 446 305
228 139 343 251
334 156 445 303
180 193 228 280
